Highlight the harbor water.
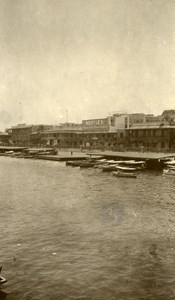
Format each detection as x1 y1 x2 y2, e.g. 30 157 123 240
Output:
0 156 175 300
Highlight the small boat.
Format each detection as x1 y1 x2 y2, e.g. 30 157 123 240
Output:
167 165 175 170
0 267 7 287
165 160 175 167
113 171 137 178
4 151 14 157
117 161 145 170
66 160 86 167
102 164 118 172
94 163 108 169
70 160 84 167
163 169 175 176
116 166 137 172
79 161 95 168
66 161 74 166
24 155 34 159
87 156 104 162
106 160 118 164
93 159 107 166
0 276 7 286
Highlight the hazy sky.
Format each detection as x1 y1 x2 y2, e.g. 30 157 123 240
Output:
0 0 175 130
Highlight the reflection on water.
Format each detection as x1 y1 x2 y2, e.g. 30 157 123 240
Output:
0 157 175 299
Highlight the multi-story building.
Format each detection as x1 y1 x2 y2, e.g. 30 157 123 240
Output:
41 123 82 148
7 109 175 152
126 110 175 152
10 124 53 146
81 116 128 150
80 113 148 150
0 132 11 145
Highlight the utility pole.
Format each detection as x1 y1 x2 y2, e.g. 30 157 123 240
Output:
66 109 68 123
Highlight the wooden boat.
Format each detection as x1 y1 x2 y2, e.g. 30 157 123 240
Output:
166 165 175 170
66 160 88 167
117 160 145 170
79 161 95 168
115 165 137 172
93 159 107 166
0 276 7 286
163 169 175 176
102 164 118 172
70 160 85 167
106 160 118 164
0 267 7 287
165 160 175 167
94 163 108 169
113 171 137 178
4 151 14 156
66 161 74 166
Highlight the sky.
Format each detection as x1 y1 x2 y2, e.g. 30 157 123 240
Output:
0 0 175 130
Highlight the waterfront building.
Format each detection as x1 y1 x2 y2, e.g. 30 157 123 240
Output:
81 116 127 150
0 132 11 145
126 110 175 152
6 109 175 152
80 113 147 150
41 123 82 148
10 124 53 146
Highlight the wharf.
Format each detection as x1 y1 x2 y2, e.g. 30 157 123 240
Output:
88 151 175 169
0 146 27 152
37 153 87 162
88 151 175 161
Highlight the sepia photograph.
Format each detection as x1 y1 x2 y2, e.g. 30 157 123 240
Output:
0 0 175 299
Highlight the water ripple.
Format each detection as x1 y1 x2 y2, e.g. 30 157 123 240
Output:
0 157 175 299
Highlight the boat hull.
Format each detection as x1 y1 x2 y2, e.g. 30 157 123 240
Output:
0 276 7 286
163 169 175 176
113 171 137 178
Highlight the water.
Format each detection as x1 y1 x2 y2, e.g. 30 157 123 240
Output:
0 156 175 300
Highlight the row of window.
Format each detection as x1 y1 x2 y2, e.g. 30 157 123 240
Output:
129 129 168 137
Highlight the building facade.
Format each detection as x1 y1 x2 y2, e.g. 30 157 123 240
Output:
6 109 175 152
0 132 11 145
10 124 53 146
126 110 175 152
41 123 82 148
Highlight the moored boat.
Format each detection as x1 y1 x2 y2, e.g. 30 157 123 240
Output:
94 162 108 169
163 169 175 176
70 160 85 167
79 161 95 168
66 160 87 167
117 160 145 170
165 159 175 167
0 267 7 287
102 164 118 172
4 151 14 156
115 165 137 172
113 171 137 178
0 276 7 286
66 161 74 166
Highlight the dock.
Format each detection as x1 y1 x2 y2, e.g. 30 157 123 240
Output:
87 151 175 169
0 146 27 152
87 151 175 160
37 153 87 162
0 146 175 169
